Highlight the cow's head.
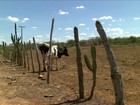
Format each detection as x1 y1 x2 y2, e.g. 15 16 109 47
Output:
58 47 69 58
63 47 69 56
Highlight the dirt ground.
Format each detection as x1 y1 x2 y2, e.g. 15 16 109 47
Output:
0 45 140 105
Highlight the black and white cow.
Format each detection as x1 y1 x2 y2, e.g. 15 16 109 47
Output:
39 43 69 71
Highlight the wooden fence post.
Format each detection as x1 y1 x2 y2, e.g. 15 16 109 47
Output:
2 41 6 57
47 18 55 84
95 20 124 105
29 41 35 73
33 37 41 75
24 42 30 70
23 42 26 68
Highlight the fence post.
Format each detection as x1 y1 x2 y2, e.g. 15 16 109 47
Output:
33 37 41 75
23 42 26 68
2 41 6 57
47 18 55 84
29 41 35 73
24 42 30 70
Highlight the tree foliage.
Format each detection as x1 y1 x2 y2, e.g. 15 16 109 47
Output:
63 36 140 47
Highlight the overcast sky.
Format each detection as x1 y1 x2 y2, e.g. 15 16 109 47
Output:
0 0 140 44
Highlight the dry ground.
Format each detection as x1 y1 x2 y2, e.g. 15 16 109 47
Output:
0 45 140 105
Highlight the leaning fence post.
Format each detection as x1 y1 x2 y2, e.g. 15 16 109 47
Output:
29 41 35 73
33 37 41 75
2 41 6 57
24 42 30 70
23 42 26 68
47 18 55 84
95 20 124 105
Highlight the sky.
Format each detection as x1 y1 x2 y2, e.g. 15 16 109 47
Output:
0 0 140 44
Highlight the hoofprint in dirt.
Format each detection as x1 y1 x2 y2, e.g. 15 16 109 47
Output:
0 45 140 105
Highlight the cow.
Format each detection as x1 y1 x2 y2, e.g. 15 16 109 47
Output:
39 43 69 71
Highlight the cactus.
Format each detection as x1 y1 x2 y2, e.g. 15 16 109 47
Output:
11 23 23 65
74 26 84 99
96 20 124 105
84 45 97 100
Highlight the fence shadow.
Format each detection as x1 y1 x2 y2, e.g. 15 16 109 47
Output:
50 97 92 105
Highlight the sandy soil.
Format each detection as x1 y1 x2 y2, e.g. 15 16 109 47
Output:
0 45 140 105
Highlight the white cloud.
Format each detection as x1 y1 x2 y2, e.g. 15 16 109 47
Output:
30 34 50 43
86 27 90 30
79 23 86 26
134 17 140 20
32 26 37 29
31 35 43 43
7 16 20 22
21 18 29 23
130 34 140 37
106 28 124 33
119 18 125 22
59 10 69 15
92 16 113 21
106 28 129 37
65 27 73 31
119 18 122 21
79 33 87 36
101 22 105 24
58 28 62 30
35 35 43 38
44 34 50 38
112 19 116 22
76 5 85 9
92 18 98 21
109 24 112 26
65 35 73 40
89 33 98 38
99 16 113 20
